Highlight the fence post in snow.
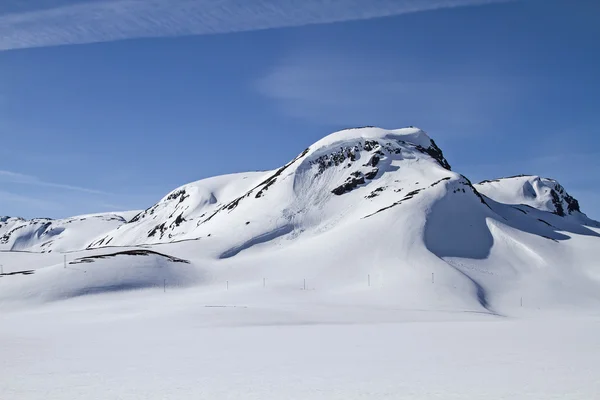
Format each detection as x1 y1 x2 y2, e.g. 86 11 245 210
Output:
64 254 67 269
227 281 229 290
303 279 306 290
368 274 370 287
263 278 265 288
164 279 166 293
521 297 523 307
432 273 434 284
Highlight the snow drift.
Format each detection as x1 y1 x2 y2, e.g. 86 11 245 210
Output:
0 249 200 304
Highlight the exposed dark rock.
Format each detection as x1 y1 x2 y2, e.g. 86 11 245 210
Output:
415 140 451 170
148 222 166 238
363 140 379 152
564 193 580 213
364 154 380 167
364 169 379 180
332 176 366 195
405 189 422 197
430 177 451 187
171 213 185 228
537 218 554 227
0 270 35 277
254 147 310 199
460 175 491 209
166 189 189 203
70 249 189 264
478 179 501 184
365 187 386 199
313 146 360 174
363 200 403 218
550 190 565 217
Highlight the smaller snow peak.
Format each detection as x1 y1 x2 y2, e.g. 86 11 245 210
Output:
476 175 584 217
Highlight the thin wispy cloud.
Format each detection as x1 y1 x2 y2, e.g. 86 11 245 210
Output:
0 190 60 211
0 0 513 51
0 170 108 195
256 53 522 130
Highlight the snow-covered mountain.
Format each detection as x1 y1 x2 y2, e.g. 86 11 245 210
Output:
88 127 458 250
3 126 600 400
2 126 600 313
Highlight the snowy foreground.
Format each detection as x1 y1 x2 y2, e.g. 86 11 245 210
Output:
1 282 599 399
2 127 600 398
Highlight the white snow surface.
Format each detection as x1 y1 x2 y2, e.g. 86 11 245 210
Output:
2 126 600 399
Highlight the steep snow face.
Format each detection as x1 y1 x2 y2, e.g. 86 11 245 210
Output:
475 175 597 224
0 213 133 253
89 127 455 250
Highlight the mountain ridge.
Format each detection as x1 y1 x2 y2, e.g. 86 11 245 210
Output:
1 127 598 254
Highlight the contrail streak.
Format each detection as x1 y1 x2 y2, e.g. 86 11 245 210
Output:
0 0 514 51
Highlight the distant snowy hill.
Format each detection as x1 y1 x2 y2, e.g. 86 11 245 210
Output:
0 211 138 252
475 175 599 226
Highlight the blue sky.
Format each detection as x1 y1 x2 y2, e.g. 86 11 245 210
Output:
1 0 599 219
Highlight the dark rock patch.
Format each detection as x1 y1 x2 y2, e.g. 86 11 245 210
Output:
537 218 554 227
364 154 380 167
550 190 565 216
148 223 166 238
430 177 451 187
415 140 451 170
364 169 379 180
71 249 189 264
365 187 386 199
332 176 366 195
0 269 35 277
460 176 491 209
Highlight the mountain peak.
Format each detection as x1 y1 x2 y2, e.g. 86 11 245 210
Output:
310 126 432 150
308 126 450 171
